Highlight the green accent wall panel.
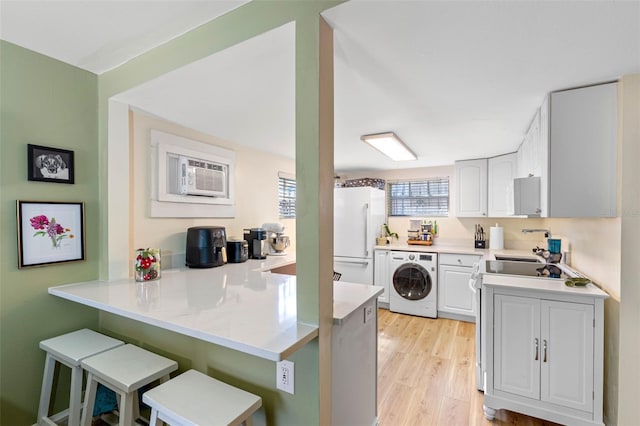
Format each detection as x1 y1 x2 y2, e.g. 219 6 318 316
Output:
0 41 100 424
0 1 345 424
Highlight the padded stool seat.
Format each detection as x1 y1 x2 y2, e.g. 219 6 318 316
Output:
38 328 124 426
142 369 262 426
80 344 178 426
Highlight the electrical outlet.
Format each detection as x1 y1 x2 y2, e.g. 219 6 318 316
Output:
276 360 295 394
364 305 373 323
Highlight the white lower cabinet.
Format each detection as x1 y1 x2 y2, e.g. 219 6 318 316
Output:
483 285 605 426
332 297 378 426
374 249 390 305
437 253 480 322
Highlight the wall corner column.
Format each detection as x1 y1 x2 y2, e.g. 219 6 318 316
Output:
295 13 334 426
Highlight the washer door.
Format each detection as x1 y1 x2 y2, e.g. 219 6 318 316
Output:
393 263 433 300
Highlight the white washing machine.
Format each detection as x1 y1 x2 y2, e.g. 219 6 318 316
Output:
389 251 438 318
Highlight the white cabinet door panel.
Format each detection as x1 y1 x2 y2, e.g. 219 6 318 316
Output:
455 159 487 217
374 250 390 303
549 83 617 217
494 294 540 400
438 265 474 315
541 300 594 412
488 153 517 217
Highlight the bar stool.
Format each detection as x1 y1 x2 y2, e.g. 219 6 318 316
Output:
38 328 124 426
142 369 262 426
80 344 178 426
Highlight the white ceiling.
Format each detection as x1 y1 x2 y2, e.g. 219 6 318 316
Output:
0 0 250 73
2 1 639 172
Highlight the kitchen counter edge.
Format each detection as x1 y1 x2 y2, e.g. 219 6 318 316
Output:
48 254 383 362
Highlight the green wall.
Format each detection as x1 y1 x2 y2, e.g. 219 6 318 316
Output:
0 1 343 423
0 41 100 424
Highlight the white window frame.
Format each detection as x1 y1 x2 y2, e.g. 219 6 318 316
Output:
387 178 449 217
278 172 296 218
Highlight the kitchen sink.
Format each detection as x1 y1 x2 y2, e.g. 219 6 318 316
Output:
485 260 568 279
494 255 539 263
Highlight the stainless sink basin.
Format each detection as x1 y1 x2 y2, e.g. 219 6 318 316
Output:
485 260 568 279
494 255 539 263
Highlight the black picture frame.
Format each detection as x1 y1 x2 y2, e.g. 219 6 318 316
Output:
17 201 85 268
27 144 75 184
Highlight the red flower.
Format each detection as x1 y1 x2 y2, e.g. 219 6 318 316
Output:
30 215 49 230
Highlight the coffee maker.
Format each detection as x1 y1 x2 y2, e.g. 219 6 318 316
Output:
262 222 290 256
243 228 267 259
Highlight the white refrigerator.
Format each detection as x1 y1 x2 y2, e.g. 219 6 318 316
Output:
333 187 385 285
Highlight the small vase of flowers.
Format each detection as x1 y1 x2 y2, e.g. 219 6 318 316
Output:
134 248 161 282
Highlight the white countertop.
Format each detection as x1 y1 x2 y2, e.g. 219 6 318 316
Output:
333 281 383 325
480 255 609 299
480 271 608 298
49 254 382 361
375 241 486 254
375 241 540 259
375 241 608 298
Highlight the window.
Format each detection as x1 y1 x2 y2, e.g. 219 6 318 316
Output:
278 173 296 218
387 178 449 217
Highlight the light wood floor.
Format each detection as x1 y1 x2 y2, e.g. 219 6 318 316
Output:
377 309 561 426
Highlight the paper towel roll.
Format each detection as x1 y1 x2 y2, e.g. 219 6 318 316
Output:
490 225 504 249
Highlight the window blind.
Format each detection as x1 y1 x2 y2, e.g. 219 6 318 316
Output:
278 175 296 218
387 178 449 217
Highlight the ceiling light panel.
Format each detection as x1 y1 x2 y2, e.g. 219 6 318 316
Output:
361 132 417 161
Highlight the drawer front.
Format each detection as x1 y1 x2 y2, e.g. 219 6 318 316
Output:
439 253 481 267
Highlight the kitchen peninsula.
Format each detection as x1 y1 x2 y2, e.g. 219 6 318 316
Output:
49 254 382 361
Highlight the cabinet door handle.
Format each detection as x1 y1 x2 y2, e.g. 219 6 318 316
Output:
534 338 539 361
543 339 548 363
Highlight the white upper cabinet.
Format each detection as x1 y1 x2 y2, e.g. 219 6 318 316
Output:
538 96 550 217
516 107 549 217
457 82 616 219
455 159 488 217
456 155 518 218
517 109 540 179
549 82 617 217
488 153 517 217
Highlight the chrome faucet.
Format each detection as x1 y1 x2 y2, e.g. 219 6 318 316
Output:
521 228 552 238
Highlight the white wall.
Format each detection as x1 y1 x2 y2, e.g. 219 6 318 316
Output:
131 110 296 269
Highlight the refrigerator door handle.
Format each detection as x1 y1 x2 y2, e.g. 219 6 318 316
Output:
364 203 369 257
335 259 370 266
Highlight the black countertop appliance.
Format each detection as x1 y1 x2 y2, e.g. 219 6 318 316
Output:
244 228 267 259
185 226 227 268
226 239 248 263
